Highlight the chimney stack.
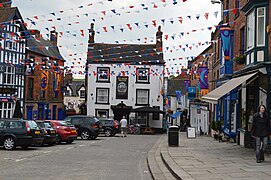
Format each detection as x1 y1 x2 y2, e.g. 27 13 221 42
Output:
156 26 163 50
50 30 58 46
88 23 95 48
0 0 12 8
29 29 41 39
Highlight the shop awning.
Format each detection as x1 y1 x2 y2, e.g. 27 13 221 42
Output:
130 106 164 114
201 72 258 104
171 111 182 119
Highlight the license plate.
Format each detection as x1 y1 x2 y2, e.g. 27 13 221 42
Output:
71 130 76 133
51 130 55 134
35 131 40 135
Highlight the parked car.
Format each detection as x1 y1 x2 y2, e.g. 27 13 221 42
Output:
45 120 77 144
98 118 120 137
64 115 100 140
36 121 57 146
0 118 43 150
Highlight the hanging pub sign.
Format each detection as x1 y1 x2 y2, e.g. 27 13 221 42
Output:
41 70 48 90
187 86 196 100
116 76 128 99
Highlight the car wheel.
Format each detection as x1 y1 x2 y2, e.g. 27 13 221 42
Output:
56 134 62 144
3 137 16 150
35 141 44 147
81 130 90 140
104 129 112 137
90 135 98 140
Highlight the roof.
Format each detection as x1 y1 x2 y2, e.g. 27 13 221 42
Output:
27 37 64 61
167 78 187 96
67 79 85 96
0 7 15 22
87 43 164 65
0 7 27 34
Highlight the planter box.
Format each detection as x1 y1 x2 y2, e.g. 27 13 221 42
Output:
211 129 216 137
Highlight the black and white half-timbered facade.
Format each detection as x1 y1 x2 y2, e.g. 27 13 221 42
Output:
0 4 27 118
86 24 165 131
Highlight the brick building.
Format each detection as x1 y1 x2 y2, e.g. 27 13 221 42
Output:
202 0 271 145
25 30 65 120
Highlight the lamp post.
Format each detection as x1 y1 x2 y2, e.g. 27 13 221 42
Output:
211 0 221 4
211 0 223 20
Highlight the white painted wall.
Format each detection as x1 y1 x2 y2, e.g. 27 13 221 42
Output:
190 105 209 134
87 64 164 128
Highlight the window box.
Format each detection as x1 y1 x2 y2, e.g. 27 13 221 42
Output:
233 54 246 64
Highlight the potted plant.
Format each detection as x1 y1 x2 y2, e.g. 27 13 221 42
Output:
216 120 223 142
233 54 246 64
211 120 217 139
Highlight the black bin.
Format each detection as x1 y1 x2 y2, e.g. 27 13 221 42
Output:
168 126 179 146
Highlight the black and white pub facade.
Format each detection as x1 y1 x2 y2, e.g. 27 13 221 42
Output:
0 5 27 118
86 24 165 131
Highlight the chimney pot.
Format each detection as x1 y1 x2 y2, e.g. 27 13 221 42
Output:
0 0 12 8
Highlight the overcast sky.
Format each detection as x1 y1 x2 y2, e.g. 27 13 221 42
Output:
13 0 221 78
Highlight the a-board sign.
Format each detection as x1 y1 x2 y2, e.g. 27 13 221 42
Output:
187 127 196 139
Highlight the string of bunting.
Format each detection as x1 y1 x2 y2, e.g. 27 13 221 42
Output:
1 21 232 47
14 0 191 23
0 10 222 37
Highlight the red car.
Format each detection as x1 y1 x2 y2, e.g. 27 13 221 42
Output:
45 120 77 144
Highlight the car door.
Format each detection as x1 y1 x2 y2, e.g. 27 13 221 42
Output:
5 121 25 137
71 118 81 130
0 120 6 143
99 120 105 133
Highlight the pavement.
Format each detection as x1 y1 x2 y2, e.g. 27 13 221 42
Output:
147 132 271 180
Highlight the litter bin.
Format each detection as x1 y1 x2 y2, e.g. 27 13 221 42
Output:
168 126 179 146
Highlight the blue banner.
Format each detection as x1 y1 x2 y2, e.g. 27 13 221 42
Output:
220 25 231 61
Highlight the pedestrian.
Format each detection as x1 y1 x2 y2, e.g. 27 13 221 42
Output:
251 105 270 163
120 116 128 138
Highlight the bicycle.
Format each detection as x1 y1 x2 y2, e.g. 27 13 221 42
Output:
128 124 141 135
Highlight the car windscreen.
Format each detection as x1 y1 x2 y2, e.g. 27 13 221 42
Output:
58 121 73 127
44 122 53 128
27 120 39 129
37 122 45 128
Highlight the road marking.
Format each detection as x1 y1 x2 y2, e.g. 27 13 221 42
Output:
15 158 27 162
79 145 86 147
43 150 52 154
66 147 74 150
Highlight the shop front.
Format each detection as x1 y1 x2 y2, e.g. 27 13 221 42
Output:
201 71 261 142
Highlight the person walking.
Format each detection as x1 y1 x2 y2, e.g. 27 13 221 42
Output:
251 105 270 163
120 116 128 138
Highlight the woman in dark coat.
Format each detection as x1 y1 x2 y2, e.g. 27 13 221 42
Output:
251 105 270 163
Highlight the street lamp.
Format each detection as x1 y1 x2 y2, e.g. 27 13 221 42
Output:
211 0 221 4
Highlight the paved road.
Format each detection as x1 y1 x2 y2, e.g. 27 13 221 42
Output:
0 134 160 180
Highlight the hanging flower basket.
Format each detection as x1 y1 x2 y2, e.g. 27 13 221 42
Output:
233 54 246 64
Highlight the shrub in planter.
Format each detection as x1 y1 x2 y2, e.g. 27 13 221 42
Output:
216 121 223 142
233 54 246 64
211 120 217 131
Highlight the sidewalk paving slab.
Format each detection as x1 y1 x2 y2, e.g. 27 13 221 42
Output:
158 132 271 180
